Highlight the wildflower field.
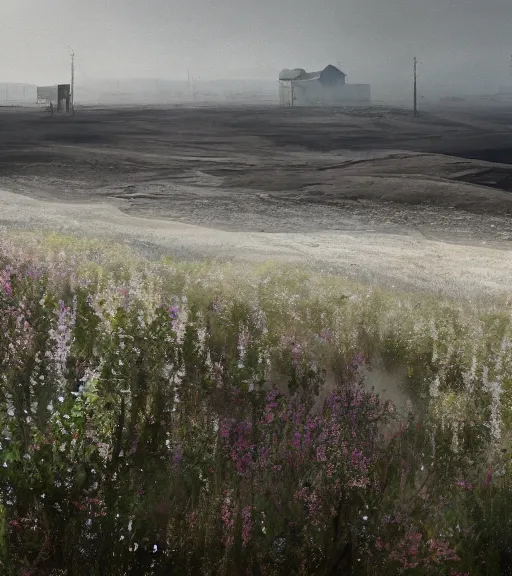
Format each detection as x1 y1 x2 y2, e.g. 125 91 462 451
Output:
1 229 512 575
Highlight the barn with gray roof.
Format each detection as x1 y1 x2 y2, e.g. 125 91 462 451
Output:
278 64 370 106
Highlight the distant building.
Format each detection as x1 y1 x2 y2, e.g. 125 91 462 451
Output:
0 83 37 103
37 84 71 112
278 65 370 106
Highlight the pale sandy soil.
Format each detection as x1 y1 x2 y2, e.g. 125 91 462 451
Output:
1 187 510 303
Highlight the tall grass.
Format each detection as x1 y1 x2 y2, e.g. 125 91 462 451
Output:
0 228 512 575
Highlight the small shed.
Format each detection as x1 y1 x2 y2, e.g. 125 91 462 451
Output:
36 83 71 112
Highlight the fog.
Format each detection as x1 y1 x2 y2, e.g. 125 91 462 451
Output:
2 0 512 102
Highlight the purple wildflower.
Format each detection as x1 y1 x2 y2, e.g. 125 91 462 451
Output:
0 271 12 297
316 445 327 462
352 352 366 369
291 431 302 450
263 389 282 424
241 506 253 548
230 421 254 476
221 493 235 548
47 298 77 380
167 305 179 320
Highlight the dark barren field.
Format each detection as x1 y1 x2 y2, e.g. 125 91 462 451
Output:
0 102 511 297
1 103 512 234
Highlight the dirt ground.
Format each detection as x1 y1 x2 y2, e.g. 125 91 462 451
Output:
1 102 511 300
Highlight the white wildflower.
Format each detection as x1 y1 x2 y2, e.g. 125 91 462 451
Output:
430 320 438 363
237 326 250 365
429 375 440 398
482 366 489 388
451 421 459 454
486 379 502 444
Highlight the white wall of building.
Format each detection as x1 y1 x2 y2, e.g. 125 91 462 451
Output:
279 80 292 105
339 84 371 103
291 79 370 106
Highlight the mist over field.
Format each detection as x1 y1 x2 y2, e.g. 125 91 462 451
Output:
1 0 511 104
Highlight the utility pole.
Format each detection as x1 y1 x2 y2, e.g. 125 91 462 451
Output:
413 57 418 117
70 50 75 115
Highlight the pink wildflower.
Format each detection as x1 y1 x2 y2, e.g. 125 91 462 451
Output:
0 278 12 297
389 531 423 569
227 421 255 476
291 431 302 450
221 493 235 549
428 539 460 564
241 506 253 548
316 445 327 462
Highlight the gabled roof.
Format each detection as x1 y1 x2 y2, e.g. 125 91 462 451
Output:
322 64 346 77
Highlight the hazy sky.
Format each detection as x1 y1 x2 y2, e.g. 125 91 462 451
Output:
2 0 511 88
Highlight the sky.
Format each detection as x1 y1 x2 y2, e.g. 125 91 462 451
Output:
2 0 512 92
